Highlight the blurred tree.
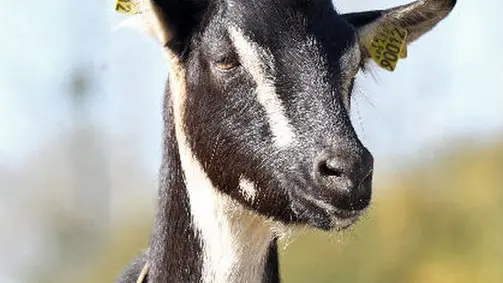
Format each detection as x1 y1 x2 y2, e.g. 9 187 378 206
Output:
69 67 110 255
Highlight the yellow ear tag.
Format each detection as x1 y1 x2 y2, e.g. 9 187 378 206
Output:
115 0 139 15
365 25 408 71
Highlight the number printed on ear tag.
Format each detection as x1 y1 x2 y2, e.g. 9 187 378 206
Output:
365 25 408 71
115 0 139 15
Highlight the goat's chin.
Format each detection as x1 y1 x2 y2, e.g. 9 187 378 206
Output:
328 212 364 231
302 210 364 231
308 211 364 232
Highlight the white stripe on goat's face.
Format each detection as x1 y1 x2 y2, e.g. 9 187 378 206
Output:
167 0 374 230
228 27 296 148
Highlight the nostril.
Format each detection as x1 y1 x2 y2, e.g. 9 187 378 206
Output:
313 149 374 211
319 159 344 177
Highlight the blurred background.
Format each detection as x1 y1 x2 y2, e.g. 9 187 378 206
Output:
1 0 502 282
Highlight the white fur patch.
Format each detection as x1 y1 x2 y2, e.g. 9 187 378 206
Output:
228 27 297 149
239 177 257 202
169 62 274 283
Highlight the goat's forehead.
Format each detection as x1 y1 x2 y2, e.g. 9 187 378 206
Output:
226 0 335 15
206 0 356 60
207 0 356 57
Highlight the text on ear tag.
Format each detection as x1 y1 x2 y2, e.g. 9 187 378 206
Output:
365 25 408 71
115 0 139 15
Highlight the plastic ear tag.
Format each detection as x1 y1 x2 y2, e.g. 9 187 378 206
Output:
399 45 407 59
115 0 139 15
365 25 408 71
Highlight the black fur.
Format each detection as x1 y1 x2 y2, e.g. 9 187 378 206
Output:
117 252 148 283
148 84 204 283
263 239 280 283
342 11 383 28
118 0 456 282
117 83 205 283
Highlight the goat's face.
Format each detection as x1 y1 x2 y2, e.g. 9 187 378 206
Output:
182 2 371 230
146 0 456 230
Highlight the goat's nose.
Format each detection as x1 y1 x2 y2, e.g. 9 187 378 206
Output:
316 148 374 211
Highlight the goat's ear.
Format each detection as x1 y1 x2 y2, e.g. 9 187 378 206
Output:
342 0 456 70
132 0 208 54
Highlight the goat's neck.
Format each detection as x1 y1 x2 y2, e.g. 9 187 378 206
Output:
179 137 277 283
148 80 279 283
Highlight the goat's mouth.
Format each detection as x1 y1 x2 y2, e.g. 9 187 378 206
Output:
290 195 367 231
288 179 371 231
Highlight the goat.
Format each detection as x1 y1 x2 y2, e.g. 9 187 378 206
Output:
117 0 456 282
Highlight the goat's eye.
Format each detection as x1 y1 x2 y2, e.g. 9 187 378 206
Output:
214 56 240 71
